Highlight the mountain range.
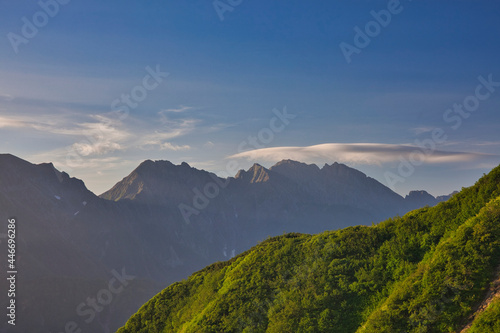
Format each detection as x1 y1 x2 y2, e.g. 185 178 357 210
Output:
118 163 500 332
0 154 454 333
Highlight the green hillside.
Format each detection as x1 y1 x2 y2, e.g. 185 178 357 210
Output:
117 165 500 333
467 296 500 332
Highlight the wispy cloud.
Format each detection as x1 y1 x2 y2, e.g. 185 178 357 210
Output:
71 140 123 157
469 141 500 147
29 148 126 169
0 93 14 102
411 127 434 135
203 141 215 149
0 111 197 156
159 142 191 151
228 143 498 166
158 105 196 125
0 114 67 131
0 113 131 156
0 115 30 128
138 117 199 151
161 105 194 113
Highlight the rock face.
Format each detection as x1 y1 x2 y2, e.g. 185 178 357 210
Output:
0 154 446 333
270 160 406 217
235 163 272 183
100 159 212 205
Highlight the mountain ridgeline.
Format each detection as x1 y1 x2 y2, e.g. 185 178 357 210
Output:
117 165 500 332
102 159 446 235
0 154 454 332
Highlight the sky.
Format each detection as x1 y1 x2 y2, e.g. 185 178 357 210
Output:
0 0 499 197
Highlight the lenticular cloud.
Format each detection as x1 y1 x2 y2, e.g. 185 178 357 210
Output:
229 143 496 166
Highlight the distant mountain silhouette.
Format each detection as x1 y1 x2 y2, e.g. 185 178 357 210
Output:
103 159 438 226
0 154 451 333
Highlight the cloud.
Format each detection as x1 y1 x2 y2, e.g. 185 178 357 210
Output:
159 142 191 151
0 113 132 156
228 143 497 166
137 116 199 150
61 156 124 170
0 93 14 101
71 141 123 156
138 123 195 150
43 115 130 156
135 116 217 151
1 109 196 156
0 115 30 128
161 105 194 113
29 147 125 169
469 141 500 147
411 127 434 135
158 105 196 124
0 114 70 132
140 137 191 151
203 141 215 149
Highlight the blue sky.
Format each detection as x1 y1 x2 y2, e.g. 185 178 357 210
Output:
0 0 499 196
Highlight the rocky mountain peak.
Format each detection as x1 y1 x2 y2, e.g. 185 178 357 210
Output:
235 163 271 183
270 159 320 181
404 190 438 209
405 190 434 200
101 159 218 203
134 159 177 176
321 162 367 180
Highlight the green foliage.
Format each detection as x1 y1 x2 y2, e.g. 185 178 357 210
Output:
358 197 500 332
468 297 500 332
117 165 500 333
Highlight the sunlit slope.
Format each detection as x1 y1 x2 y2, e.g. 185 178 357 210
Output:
117 165 500 333
467 297 500 332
